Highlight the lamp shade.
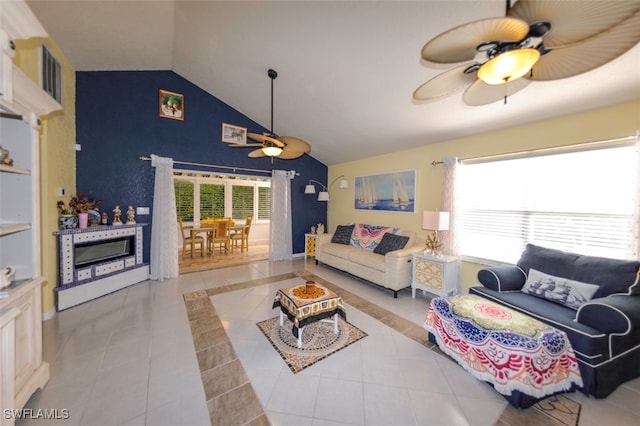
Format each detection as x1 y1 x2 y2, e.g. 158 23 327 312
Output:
477 48 540 85
338 178 349 189
422 211 450 231
304 184 316 194
317 191 329 201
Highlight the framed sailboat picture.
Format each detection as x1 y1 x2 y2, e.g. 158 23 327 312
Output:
354 170 416 212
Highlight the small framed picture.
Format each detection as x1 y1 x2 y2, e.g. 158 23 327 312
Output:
159 89 184 120
221 122 247 144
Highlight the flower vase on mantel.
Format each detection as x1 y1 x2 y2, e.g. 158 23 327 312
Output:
78 212 89 229
58 215 78 230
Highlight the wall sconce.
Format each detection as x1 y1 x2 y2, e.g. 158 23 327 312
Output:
305 175 349 201
422 210 449 256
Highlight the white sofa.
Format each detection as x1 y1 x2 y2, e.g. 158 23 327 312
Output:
315 227 423 298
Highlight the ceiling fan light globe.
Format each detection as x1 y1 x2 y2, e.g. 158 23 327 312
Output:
477 48 540 85
262 146 283 157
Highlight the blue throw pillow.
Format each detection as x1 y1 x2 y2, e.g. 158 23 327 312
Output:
373 233 409 255
331 224 355 245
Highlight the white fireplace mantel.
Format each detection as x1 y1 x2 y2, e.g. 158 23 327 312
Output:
53 223 149 310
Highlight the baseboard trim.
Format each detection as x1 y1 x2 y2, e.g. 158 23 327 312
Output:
42 308 56 321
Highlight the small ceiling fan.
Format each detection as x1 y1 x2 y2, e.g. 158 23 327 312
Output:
413 0 640 106
227 68 311 160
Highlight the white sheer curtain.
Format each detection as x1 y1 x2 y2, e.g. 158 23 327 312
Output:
150 155 179 280
269 170 294 261
440 157 460 258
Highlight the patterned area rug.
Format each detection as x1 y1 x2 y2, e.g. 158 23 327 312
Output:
257 316 367 374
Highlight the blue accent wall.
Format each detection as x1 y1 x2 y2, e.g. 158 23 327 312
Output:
76 71 327 261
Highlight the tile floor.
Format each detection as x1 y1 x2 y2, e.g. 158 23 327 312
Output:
18 258 640 425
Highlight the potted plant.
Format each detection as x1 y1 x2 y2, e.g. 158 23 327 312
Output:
57 200 77 230
69 193 104 229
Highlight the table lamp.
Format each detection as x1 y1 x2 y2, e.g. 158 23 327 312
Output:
422 211 449 256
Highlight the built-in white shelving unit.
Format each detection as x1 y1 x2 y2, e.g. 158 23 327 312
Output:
0 1 62 423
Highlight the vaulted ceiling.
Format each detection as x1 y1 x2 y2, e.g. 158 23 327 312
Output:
27 0 640 165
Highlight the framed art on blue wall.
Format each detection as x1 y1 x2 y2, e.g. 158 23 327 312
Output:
159 89 184 120
355 169 416 212
221 122 247 144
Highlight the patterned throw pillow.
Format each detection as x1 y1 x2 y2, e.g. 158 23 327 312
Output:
373 233 409 255
350 224 399 251
331 224 355 245
521 268 599 310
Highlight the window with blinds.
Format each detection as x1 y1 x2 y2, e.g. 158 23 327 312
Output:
200 183 225 218
231 185 254 220
174 174 270 223
458 144 637 264
258 186 271 220
175 181 195 221
42 45 62 104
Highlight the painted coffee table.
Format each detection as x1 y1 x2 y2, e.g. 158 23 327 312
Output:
424 294 583 408
272 282 346 348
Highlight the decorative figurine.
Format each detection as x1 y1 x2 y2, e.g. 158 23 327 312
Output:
112 205 122 225
317 223 325 234
310 225 316 234
126 205 136 224
101 211 109 226
1 149 13 166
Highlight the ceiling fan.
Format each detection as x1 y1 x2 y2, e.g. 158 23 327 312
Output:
413 0 640 106
227 68 311 160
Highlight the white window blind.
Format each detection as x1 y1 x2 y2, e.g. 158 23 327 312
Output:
458 144 637 264
174 181 194 221
231 185 254 220
258 186 271 220
200 183 225 218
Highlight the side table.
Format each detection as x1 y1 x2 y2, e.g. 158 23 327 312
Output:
304 233 317 260
272 282 346 348
412 252 459 298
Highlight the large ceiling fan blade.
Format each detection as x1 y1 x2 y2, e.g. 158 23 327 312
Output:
279 136 311 154
462 78 531 106
248 149 266 158
529 10 640 81
413 63 477 101
247 132 286 147
229 143 263 148
508 0 640 48
277 150 305 160
422 17 529 63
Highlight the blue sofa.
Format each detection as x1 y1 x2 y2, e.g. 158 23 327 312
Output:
470 244 640 398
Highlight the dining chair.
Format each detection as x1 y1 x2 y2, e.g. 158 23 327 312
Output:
231 216 252 253
208 218 231 255
178 217 205 258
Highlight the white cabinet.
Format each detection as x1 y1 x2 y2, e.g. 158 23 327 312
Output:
0 0 61 420
0 279 48 417
412 252 459 298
